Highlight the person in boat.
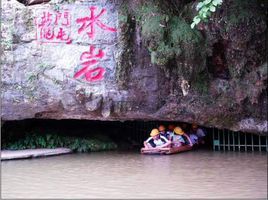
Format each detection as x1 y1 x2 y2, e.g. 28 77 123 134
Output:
180 123 197 146
172 127 193 147
167 124 175 140
188 131 199 146
143 128 171 149
158 125 169 139
171 127 185 147
190 123 206 145
181 123 190 134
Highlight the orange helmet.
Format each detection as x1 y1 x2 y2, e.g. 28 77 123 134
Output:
158 125 166 132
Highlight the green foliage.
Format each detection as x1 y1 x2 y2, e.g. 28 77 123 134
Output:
136 2 168 42
150 42 175 65
191 71 210 95
227 1 252 23
134 2 171 65
119 14 128 24
119 0 206 79
141 15 167 41
124 1 205 66
135 3 161 22
191 0 223 29
2 132 118 153
225 0 265 31
116 3 134 88
169 17 202 45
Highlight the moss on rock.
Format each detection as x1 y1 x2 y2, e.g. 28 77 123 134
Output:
129 0 206 83
191 70 210 95
169 16 202 45
115 3 135 89
226 0 266 30
150 42 176 65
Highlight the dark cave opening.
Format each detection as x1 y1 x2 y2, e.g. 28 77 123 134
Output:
1 119 267 152
1 119 212 151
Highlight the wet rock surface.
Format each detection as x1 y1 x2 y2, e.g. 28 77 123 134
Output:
1 0 267 134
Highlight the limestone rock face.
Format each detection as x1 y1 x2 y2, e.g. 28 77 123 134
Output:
1 0 267 134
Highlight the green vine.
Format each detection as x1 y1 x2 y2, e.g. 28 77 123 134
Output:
191 0 223 29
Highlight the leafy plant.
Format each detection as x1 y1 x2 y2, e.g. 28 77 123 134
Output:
191 0 223 29
2 132 118 153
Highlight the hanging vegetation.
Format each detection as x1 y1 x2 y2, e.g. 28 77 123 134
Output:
2 131 118 153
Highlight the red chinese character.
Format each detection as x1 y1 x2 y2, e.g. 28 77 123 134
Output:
38 11 53 27
36 10 72 44
54 12 62 26
76 6 117 39
42 27 54 40
55 11 70 26
84 67 106 82
62 11 71 26
74 46 106 82
56 27 69 40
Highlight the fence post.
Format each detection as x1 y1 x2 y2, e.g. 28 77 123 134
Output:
218 129 220 151
245 134 247 152
265 135 268 152
223 130 225 151
213 128 215 151
259 135 261 152
228 130 230 151
238 132 241 152
251 133 254 152
232 131 235 151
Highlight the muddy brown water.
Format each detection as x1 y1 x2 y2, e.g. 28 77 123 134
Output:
1 150 267 199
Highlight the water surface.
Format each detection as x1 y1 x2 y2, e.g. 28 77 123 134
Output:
1 150 267 199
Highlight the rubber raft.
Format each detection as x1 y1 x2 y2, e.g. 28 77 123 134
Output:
140 145 192 155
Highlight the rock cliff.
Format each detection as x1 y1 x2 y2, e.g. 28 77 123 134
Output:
1 0 267 134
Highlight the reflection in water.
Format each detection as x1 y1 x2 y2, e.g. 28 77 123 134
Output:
1 150 267 199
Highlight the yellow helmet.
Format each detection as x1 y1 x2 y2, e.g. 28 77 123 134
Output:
158 125 166 132
150 129 160 137
174 127 184 135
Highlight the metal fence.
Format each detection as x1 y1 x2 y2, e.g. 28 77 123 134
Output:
212 128 268 152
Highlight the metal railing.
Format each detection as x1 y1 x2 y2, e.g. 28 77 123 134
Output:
212 128 268 152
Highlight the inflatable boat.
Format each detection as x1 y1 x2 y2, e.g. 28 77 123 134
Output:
140 145 193 155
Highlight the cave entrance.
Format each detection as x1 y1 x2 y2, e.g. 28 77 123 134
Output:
1 119 267 152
